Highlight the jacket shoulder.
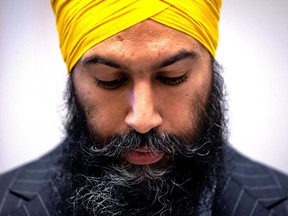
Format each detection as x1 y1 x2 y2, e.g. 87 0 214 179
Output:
0 144 62 215
221 148 288 216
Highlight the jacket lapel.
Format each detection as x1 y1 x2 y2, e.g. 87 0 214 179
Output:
3 147 61 215
220 151 288 216
9 185 52 216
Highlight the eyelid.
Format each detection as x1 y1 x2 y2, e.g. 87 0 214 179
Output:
157 68 189 78
157 71 186 78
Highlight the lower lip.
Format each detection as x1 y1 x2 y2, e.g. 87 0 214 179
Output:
123 149 164 165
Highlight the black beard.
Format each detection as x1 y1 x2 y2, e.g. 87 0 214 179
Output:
51 60 228 216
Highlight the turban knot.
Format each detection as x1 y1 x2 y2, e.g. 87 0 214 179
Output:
51 0 222 72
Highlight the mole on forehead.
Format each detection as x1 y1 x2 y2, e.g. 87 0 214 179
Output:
115 35 124 42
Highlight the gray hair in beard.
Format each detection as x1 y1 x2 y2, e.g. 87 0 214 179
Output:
52 60 228 216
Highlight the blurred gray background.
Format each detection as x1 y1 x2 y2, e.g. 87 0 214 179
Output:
1 0 288 174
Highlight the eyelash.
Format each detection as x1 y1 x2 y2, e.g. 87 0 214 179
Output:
95 74 188 90
156 74 188 85
95 77 127 90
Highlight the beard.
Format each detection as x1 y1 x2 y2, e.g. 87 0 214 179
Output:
51 60 228 216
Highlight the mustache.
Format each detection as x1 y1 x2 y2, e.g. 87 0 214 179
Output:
83 129 212 159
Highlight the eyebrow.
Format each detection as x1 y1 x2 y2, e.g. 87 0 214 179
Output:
159 50 198 68
82 50 198 69
83 55 122 69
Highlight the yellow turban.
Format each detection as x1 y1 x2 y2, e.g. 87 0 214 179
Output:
51 0 222 72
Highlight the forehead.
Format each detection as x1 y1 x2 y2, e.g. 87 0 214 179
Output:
82 19 207 59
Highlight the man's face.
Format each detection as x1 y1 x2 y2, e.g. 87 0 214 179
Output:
72 19 213 165
54 19 226 215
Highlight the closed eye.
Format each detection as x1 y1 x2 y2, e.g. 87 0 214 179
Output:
156 74 188 86
95 77 128 90
95 74 188 90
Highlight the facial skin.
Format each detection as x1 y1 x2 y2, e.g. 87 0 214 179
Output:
73 19 213 165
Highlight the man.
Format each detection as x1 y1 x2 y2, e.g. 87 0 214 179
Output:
0 0 287 215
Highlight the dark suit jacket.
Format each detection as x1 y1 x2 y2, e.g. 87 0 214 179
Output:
0 142 288 216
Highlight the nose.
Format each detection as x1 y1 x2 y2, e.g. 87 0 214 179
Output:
125 81 163 133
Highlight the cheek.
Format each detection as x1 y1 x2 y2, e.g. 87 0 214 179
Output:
161 82 211 136
72 68 129 139
161 94 194 135
82 92 129 138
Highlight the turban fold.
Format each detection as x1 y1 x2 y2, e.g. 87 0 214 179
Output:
51 0 222 72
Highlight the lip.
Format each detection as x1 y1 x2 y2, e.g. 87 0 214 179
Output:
123 147 164 165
